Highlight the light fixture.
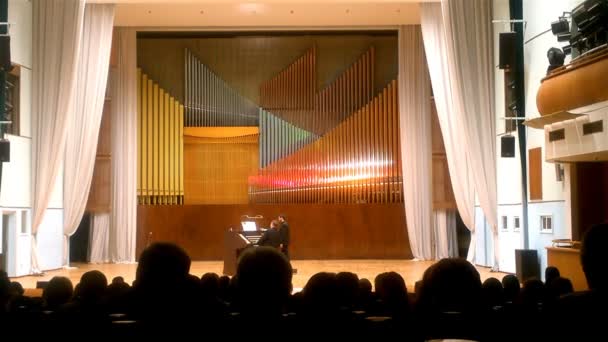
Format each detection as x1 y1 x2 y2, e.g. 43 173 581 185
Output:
557 33 571 42
546 47 565 74
551 18 570 35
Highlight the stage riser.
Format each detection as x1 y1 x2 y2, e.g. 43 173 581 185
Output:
137 204 411 260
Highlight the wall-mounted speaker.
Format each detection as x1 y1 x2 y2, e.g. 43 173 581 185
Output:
515 249 540 282
499 32 517 70
0 36 10 71
0 139 9 162
501 135 515 158
555 163 564 181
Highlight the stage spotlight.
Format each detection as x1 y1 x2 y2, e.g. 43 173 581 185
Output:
551 18 570 35
557 33 571 42
547 47 566 74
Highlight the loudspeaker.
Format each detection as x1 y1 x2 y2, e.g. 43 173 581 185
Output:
515 249 540 282
0 36 10 71
499 32 517 69
555 163 564 181
0 139 9 162
501 135 515 158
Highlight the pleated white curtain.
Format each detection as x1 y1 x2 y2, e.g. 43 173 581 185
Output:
398 25 434 260
434 209 458 259
31 0 85 273
421 1 499 269
62 4 115 267
109 28 138 263
89 213 110 263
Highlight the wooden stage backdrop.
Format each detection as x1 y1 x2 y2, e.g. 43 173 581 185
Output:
137 204 411 260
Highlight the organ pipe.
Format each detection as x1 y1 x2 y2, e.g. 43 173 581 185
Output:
137 68 184 205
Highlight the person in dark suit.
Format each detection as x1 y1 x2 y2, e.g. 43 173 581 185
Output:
257 220 282 249
278 214 290 259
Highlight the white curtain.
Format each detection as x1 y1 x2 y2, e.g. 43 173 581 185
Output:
89 213 110 263
109 28 138 263
398 25 434 260
31 0 85 273
421 1 499 269
62 4 115 267
434 209 458 259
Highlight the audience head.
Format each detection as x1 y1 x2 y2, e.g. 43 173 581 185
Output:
375 272 408 304
10 281 24 296
270 219 279 229
418 258 482 314
112 276 125 285
135 242 191 292
502 274 520 303
336 272 359 307
547 276 574 299
521 278 545 310
78 270 108 302
545 266 560 285
218 275 231 301
358 278 372 295
278 214 287 223
200 272 220 297
43 276 74 310
482 277 504 308
581 223 608 290
303 272 339 313
0 271 10 310
235 246 292 316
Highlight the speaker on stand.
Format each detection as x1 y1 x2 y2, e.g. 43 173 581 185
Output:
515 249 540 282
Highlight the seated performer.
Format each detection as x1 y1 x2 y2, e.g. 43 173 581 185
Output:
257 219 282 249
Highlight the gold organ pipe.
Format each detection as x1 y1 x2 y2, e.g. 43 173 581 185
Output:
136 69 185 205
137 69 143 201
159 89 166 204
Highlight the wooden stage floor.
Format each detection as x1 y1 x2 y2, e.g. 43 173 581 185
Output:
13 259 506 293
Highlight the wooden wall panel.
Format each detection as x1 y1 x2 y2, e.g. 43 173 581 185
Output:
86 100 112 213
86 158 112 213
574 162 608 240
529 147 543 201
137 204 411 260
184 135 259 205
430 100 456 209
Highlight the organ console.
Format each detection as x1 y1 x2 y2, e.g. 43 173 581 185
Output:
222 218 267 275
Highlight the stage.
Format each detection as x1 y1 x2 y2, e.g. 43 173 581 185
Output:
13 259 506 294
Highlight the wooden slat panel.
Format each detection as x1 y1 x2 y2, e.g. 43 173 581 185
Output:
86 100 112 212
86 158 112 213
137 69 143 198
159 89 165 202
529 147 543 200
137 203 411 260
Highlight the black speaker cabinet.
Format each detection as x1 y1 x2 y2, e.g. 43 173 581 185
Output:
0 139 9 162
501 135 515 158
499 32 517 70
515 249 540 282
0 36 10 71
